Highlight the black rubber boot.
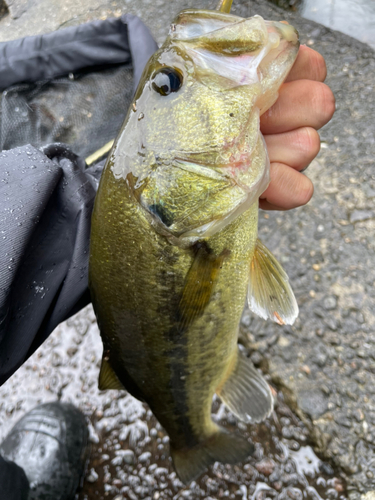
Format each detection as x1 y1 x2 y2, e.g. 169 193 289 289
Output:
0 455 30 500
0 402 89 500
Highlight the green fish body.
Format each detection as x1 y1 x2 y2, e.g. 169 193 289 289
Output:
89 4 299 483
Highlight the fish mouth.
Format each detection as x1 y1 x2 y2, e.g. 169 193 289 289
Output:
266 20 299 46
169 12 299 93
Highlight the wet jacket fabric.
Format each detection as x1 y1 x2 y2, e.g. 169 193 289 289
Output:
0 14 157 94
0 16 158 386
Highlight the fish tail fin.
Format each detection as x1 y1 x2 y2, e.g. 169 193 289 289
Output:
171 429 254 484
217 347 274 424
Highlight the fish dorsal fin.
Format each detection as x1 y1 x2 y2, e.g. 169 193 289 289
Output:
216 0 233 13
216 347 274 423
248 238 298 325
178 243 230 330
98 357 125 391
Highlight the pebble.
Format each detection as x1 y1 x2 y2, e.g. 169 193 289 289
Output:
86 468 99 483
255 458 275 476
350 210 373 223
324 296 337 310
319 462 334 476
123 450 135 465
139 451 152 463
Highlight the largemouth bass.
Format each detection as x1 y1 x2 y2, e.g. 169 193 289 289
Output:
89 0 299 484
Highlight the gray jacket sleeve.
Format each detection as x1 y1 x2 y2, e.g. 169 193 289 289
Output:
0 14 157 94
0 144 103 385
0 15 158 385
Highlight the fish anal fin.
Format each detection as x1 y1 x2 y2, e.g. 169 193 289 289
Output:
248 238 298 325
171 428 254 484
217 347 274 423
98 357 126 391
178 243 230 329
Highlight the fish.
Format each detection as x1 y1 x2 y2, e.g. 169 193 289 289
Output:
89 0 299 484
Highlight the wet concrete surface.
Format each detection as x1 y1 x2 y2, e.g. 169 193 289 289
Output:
0 0 374 498
299 0 375 50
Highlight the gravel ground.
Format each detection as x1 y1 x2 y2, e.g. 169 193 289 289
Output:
0 0 374 498
0 305 347 500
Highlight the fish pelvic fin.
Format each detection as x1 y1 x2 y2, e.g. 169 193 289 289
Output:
217 347 274 423
248 238 299 326
171 428 254 485
98 357 125 391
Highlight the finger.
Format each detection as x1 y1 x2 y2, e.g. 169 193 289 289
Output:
259 162 314 210
260 80 335 135
285 45 327 83
264 127 320 171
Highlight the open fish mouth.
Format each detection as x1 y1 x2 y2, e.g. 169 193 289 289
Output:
170 11 299 96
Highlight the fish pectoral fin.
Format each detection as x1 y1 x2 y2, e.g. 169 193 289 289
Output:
98 358 126 391
216 347 274 423
178 243 230 329
171 427 254 485
248 238 298 326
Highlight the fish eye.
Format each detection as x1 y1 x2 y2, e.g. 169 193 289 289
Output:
151 68 183 96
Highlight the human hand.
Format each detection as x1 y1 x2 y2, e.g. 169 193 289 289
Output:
259 45 335 210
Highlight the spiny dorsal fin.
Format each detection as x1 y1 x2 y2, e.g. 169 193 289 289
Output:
178 243 230 330
216 0 233 13
248 238 298 325
98 357 125 391
171 426 254 484
216 347 274 423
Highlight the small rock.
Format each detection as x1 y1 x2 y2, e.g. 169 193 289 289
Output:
111 455 124 466
298 388 329 419
273 481 282 491
66 347 78 357
301 365 311 375
334 480 344 493
324 296 337 310
123 449 135 465
350 210 373 223
250 351 263 365
352 409 364 422
255 458 275 476
319 461 334 476
278 336 291 347
138 451 152 463
315 352 328 367
324 316 339 331
86 468 99 483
